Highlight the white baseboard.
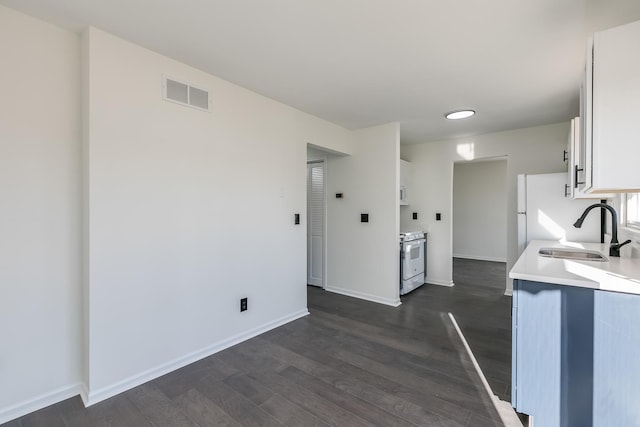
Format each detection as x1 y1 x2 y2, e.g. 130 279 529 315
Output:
0 309 310 423
448 313 522 427
453 254 507 263
79 382 89 406
425 278 455 287
324 285 401 307
0 382 83 425
85 309 309 406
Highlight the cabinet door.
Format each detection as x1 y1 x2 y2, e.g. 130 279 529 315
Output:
513 280 563 425
513 280 595 427
593 290 640 425
581 38 594 193
591 20 640 192
400 159 410 205
568 118 579 198
569 117 612 199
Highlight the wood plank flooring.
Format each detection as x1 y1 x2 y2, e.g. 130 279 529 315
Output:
3 258 512 426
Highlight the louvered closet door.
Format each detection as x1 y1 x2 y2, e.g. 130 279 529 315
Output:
307 162 324 287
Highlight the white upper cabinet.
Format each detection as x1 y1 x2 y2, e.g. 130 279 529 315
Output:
582 20 640 193
568 117 612 199
567 117 582 198
400 159 410 205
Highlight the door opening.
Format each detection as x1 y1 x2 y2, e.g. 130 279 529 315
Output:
452 157 508 292
307 161 325 287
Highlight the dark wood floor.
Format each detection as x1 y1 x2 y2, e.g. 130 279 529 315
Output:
3 258 512 427
440 257 511 401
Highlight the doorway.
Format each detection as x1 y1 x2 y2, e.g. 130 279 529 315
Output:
452 157 507 263
307 160 325 287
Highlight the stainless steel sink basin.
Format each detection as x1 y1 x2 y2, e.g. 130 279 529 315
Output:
538 247 608 262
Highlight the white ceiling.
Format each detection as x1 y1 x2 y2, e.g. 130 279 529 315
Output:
3 0 640 144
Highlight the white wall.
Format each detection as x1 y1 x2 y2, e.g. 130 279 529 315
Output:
0 8 401 421
453 159 507 262
325 123 401 306
401 122 569 291
82 27 354 402
0 6 82 423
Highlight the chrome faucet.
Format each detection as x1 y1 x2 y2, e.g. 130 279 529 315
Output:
573 203 631 257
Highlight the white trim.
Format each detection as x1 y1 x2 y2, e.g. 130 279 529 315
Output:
623 192 640 231
504 288 513 296
425 278 455 287
620 225 640 239
85 309 309 406
0 383 83 425
79 383 89 406
620 194 640 247
453 254 507 263
324 285 401 307
322 159 328 290
448 313 522 427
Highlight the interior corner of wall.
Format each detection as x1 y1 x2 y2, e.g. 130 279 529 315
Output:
79 383 89 407
80 25 99 45
392 121 401 136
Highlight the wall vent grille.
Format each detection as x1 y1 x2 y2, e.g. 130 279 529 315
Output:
162 76 210 112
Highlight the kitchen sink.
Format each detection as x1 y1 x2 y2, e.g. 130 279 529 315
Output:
538 247 608 262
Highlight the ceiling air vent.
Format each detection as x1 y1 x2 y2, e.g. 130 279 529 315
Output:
162 76 210 112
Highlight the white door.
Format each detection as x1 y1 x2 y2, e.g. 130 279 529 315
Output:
307 162 324 287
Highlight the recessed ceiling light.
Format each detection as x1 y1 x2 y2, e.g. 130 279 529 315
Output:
445 110 475 120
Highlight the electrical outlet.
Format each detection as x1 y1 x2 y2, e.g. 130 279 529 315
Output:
412 212 418 220
240 298 247 312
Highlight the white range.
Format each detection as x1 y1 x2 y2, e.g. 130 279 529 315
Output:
400 231 427 295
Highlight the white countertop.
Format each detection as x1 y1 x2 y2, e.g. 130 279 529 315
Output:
510 240 640 295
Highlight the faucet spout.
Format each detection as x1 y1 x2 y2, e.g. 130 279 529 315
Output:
573 203 630 257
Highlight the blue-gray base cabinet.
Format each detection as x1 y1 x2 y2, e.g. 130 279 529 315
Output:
512 279 640 426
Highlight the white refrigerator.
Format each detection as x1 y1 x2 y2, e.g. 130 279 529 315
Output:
517 173 604 254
